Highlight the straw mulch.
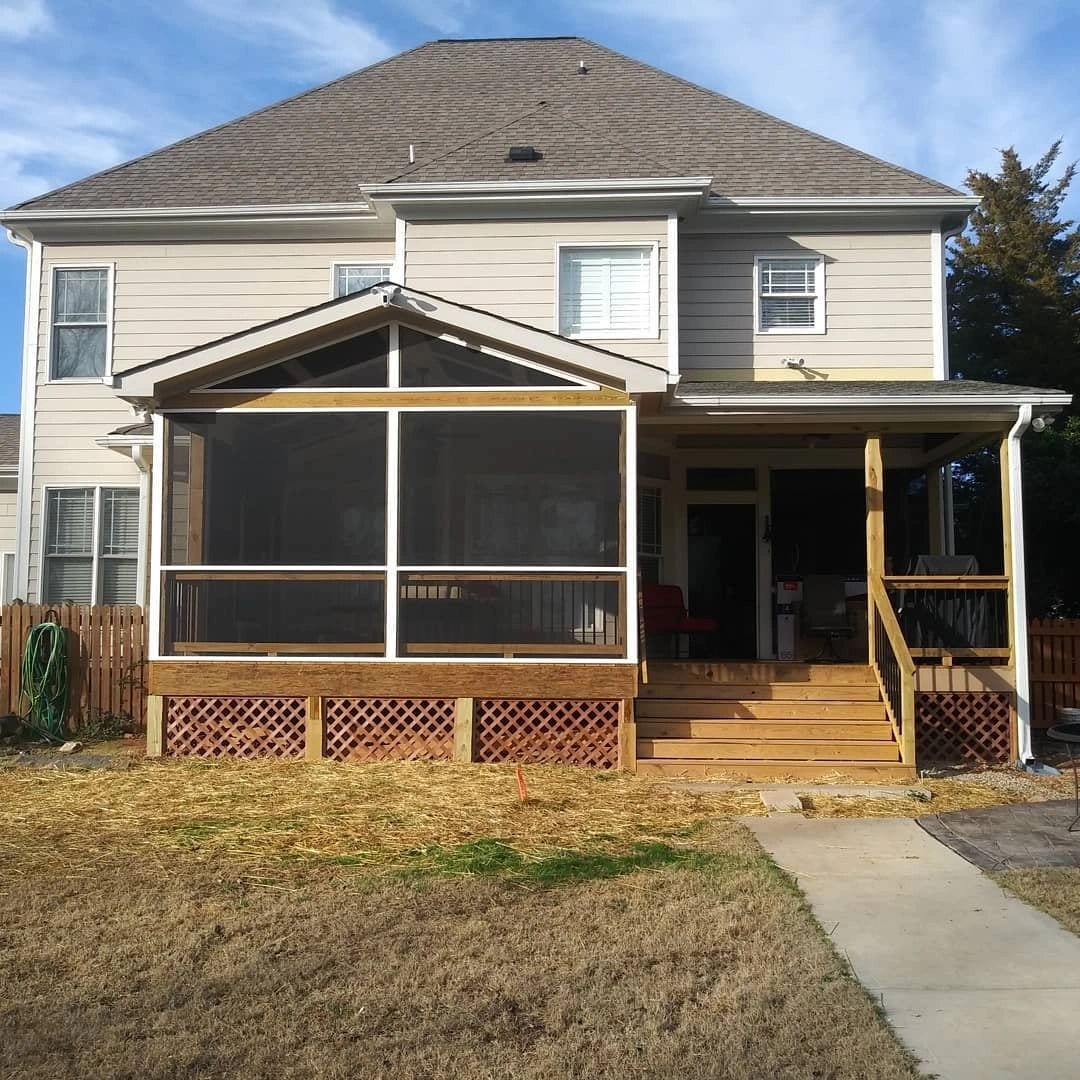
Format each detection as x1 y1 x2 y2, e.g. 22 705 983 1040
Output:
0 759 764 879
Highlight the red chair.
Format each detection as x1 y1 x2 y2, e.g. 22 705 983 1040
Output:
642 584 718 658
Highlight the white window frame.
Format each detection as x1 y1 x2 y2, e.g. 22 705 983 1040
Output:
554 241 660 341
329 261 393 300
39 484 141 605
753 254 826 336
46 263 116 382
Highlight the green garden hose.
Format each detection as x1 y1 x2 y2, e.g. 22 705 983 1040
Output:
20 622 68 741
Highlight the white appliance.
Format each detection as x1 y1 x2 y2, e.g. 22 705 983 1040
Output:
775 576 803 661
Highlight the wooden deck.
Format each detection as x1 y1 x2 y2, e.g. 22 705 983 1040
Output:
634 661 916 781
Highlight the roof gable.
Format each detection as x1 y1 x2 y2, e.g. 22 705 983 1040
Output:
10 37 958 213
113 283 668 402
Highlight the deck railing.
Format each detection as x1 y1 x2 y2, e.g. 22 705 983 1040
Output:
868 575 917 766
883 575 1011 663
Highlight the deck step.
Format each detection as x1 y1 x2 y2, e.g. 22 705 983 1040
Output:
636 699 886 720
638 738 901 763
646 662 876 685
637 760 917 782
639 682 881 702
637 720 894 741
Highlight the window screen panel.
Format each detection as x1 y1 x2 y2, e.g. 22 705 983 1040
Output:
44 557 94 604
102 558 138 604
208 328 388 389
334 265 390 297
559 246 653 336
399 327 575 387
165 413 387 564
759 258 817 294
761 297 816 330
52 269 108 378
163 574 385 656
54 269 107 321
101 489 139 556
399 412 622 566
45 489 94 555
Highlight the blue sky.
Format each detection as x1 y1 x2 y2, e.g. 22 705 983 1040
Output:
1 0 1077 414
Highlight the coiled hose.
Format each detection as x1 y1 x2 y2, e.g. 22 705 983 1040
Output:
20 622 68 741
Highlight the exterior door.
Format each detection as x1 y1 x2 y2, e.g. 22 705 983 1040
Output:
686 503 758 658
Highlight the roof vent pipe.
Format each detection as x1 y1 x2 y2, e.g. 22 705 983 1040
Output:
578 60 587 74
408 144 415 164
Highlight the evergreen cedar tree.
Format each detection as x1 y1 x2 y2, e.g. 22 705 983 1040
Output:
948 142 1080 615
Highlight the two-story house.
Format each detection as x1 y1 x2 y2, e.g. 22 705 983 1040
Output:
2 37 1070 777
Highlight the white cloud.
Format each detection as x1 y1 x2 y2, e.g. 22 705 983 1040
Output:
580 0 1078 200
186 0 391 78
0 0 51 41
0 72 176 208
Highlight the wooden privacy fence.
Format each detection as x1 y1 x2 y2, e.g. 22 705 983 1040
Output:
0 604 148 731
1030 618 1080 729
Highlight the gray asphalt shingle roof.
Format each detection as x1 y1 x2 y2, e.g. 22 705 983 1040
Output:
0 414 19 469
10 37 959 212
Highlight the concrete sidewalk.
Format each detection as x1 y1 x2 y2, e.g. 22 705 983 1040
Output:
747 816 1080 1080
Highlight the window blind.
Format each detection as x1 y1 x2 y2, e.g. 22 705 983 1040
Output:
559 247 653 336
758 257 821 331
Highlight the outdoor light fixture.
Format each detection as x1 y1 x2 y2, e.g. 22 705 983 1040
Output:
1032 415 1055 432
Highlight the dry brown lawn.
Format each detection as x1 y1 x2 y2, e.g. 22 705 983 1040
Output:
993 868 1080 936
0 759 925 1079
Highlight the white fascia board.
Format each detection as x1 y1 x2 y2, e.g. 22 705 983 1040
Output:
704 195 979 212
95 434 153 451
671 392 1073 409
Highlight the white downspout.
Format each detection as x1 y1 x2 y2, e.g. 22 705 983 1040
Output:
132 444 152 606
1008 404 1033 763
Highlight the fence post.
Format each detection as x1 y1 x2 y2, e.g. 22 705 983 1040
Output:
146 695 165 757
305 696 324 761
454 697 475 762
619 698 637 772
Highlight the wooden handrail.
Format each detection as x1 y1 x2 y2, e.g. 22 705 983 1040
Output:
868 574 917 766
883 575 1009 590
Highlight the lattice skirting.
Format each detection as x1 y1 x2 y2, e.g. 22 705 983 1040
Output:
161 695 621 767
324 698 455 762
916 691 1014 764
165 696 306 759
475 699 620 769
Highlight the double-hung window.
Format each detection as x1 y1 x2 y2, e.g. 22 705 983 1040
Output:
755 255 825 333
43 487 140 604
333 264 392 298
50 267 111 378
558 245 657 338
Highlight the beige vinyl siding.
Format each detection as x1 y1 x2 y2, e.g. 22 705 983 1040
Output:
405 218 668 365
0 486 17 552
29 238 394 599
41 239 396 374
679 231 935 378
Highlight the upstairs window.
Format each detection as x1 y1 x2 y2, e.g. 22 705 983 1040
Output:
43 486 140 604
558 245 657 338
333 263 392 298
51 267 110 378
755 255 825 334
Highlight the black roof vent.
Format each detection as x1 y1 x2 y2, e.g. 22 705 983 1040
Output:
506 145 542 163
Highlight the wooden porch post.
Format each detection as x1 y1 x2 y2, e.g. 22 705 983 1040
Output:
454 697 475 762
305 695 324 761
618 697 637 772
927 467 946 555
999 436 1016 662
865 435 885 664
145 694 165 757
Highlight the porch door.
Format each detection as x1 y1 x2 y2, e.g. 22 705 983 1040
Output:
686 503 757 658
